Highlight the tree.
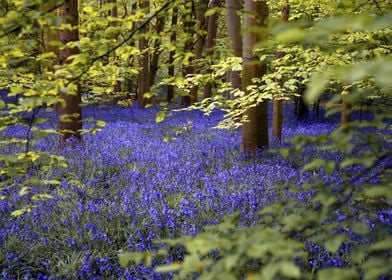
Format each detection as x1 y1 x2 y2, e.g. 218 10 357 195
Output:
181 0 209 106
58 0 82 143
149 14 166 88
202 0 220 99
241 0 269 155
167 6 178 103
110 0 123 102
138 0 150 109
225 0 242 98
272 4 289 141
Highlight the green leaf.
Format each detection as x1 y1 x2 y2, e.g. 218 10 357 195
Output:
276 29 305 44
0 99 5 109
363 186 391 199
155 263 181 273
205 8 217 17
118 252 132 268
82 6 95 14
318 268 358 280
325 235 344 253
19 187 30 196
305 72 330 103
279 149 290 158
280 262 301 279
156 111 166 123
96 120 106 127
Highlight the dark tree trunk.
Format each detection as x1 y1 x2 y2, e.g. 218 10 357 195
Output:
203 0 219 99
167 7 178 103
295 85 309 121
341 95 351 126
137 0 150 108
272 5 290 141
226 0 242 99
149 15 166 88
58 0 82 143
241 0 269 155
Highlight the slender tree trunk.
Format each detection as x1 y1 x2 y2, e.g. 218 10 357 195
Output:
341 95 351 126
203 0 219 99
167 7 178 103
272 5 289 141
126 1 138 101
58 0 82 143
138 0 150 108
181 11 194 106
241 0 269 155
182 0 209 106
111 0 122 103
226 0 242 99
149 15 166 88
295 85 309 121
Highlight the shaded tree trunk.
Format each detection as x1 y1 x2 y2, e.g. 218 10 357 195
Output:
149 15 166 88
111 0 122 103
126 1 138 101
138 0 150 108
225 0 242 99
295 85 309 121
167 7 178 103
203 0 220 99
58 0 82 143
272 5 289 141
182 0 209 106
241 0 269 155
341 95 351 126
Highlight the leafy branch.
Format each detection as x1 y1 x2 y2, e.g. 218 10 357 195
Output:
65 0 177 86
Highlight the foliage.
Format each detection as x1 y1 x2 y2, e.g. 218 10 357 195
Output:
118 2 392 279
0 0 391 279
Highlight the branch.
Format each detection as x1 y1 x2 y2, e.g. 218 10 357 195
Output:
65 0 176 86
0 1 64 39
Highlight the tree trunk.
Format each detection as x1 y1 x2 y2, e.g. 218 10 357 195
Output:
138 0 150 109
111 0 122 103
58 0 82 143
203 0 219 99
182 0 209 106
126 1 138 101
295 85 309 121
341 95 351 126
149 15 166 88
226 0 242 99
272 5 289 141
241 0 269 155
167 7 178 103
167 7 177 103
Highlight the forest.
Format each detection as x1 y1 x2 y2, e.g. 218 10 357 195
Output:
0 0 391 279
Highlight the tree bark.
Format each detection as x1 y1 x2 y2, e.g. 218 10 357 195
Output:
111 0 122 103
167 7 178 103
226 0 242 98
58 0 82 143
272 5 289 141
241 0 269 155
182 0 209 106
295 85 309 121
341 95 351 126
138 0 150 108
203 0 219 99
149 15 166 88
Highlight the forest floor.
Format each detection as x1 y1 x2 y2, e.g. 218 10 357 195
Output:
0 104 389 279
